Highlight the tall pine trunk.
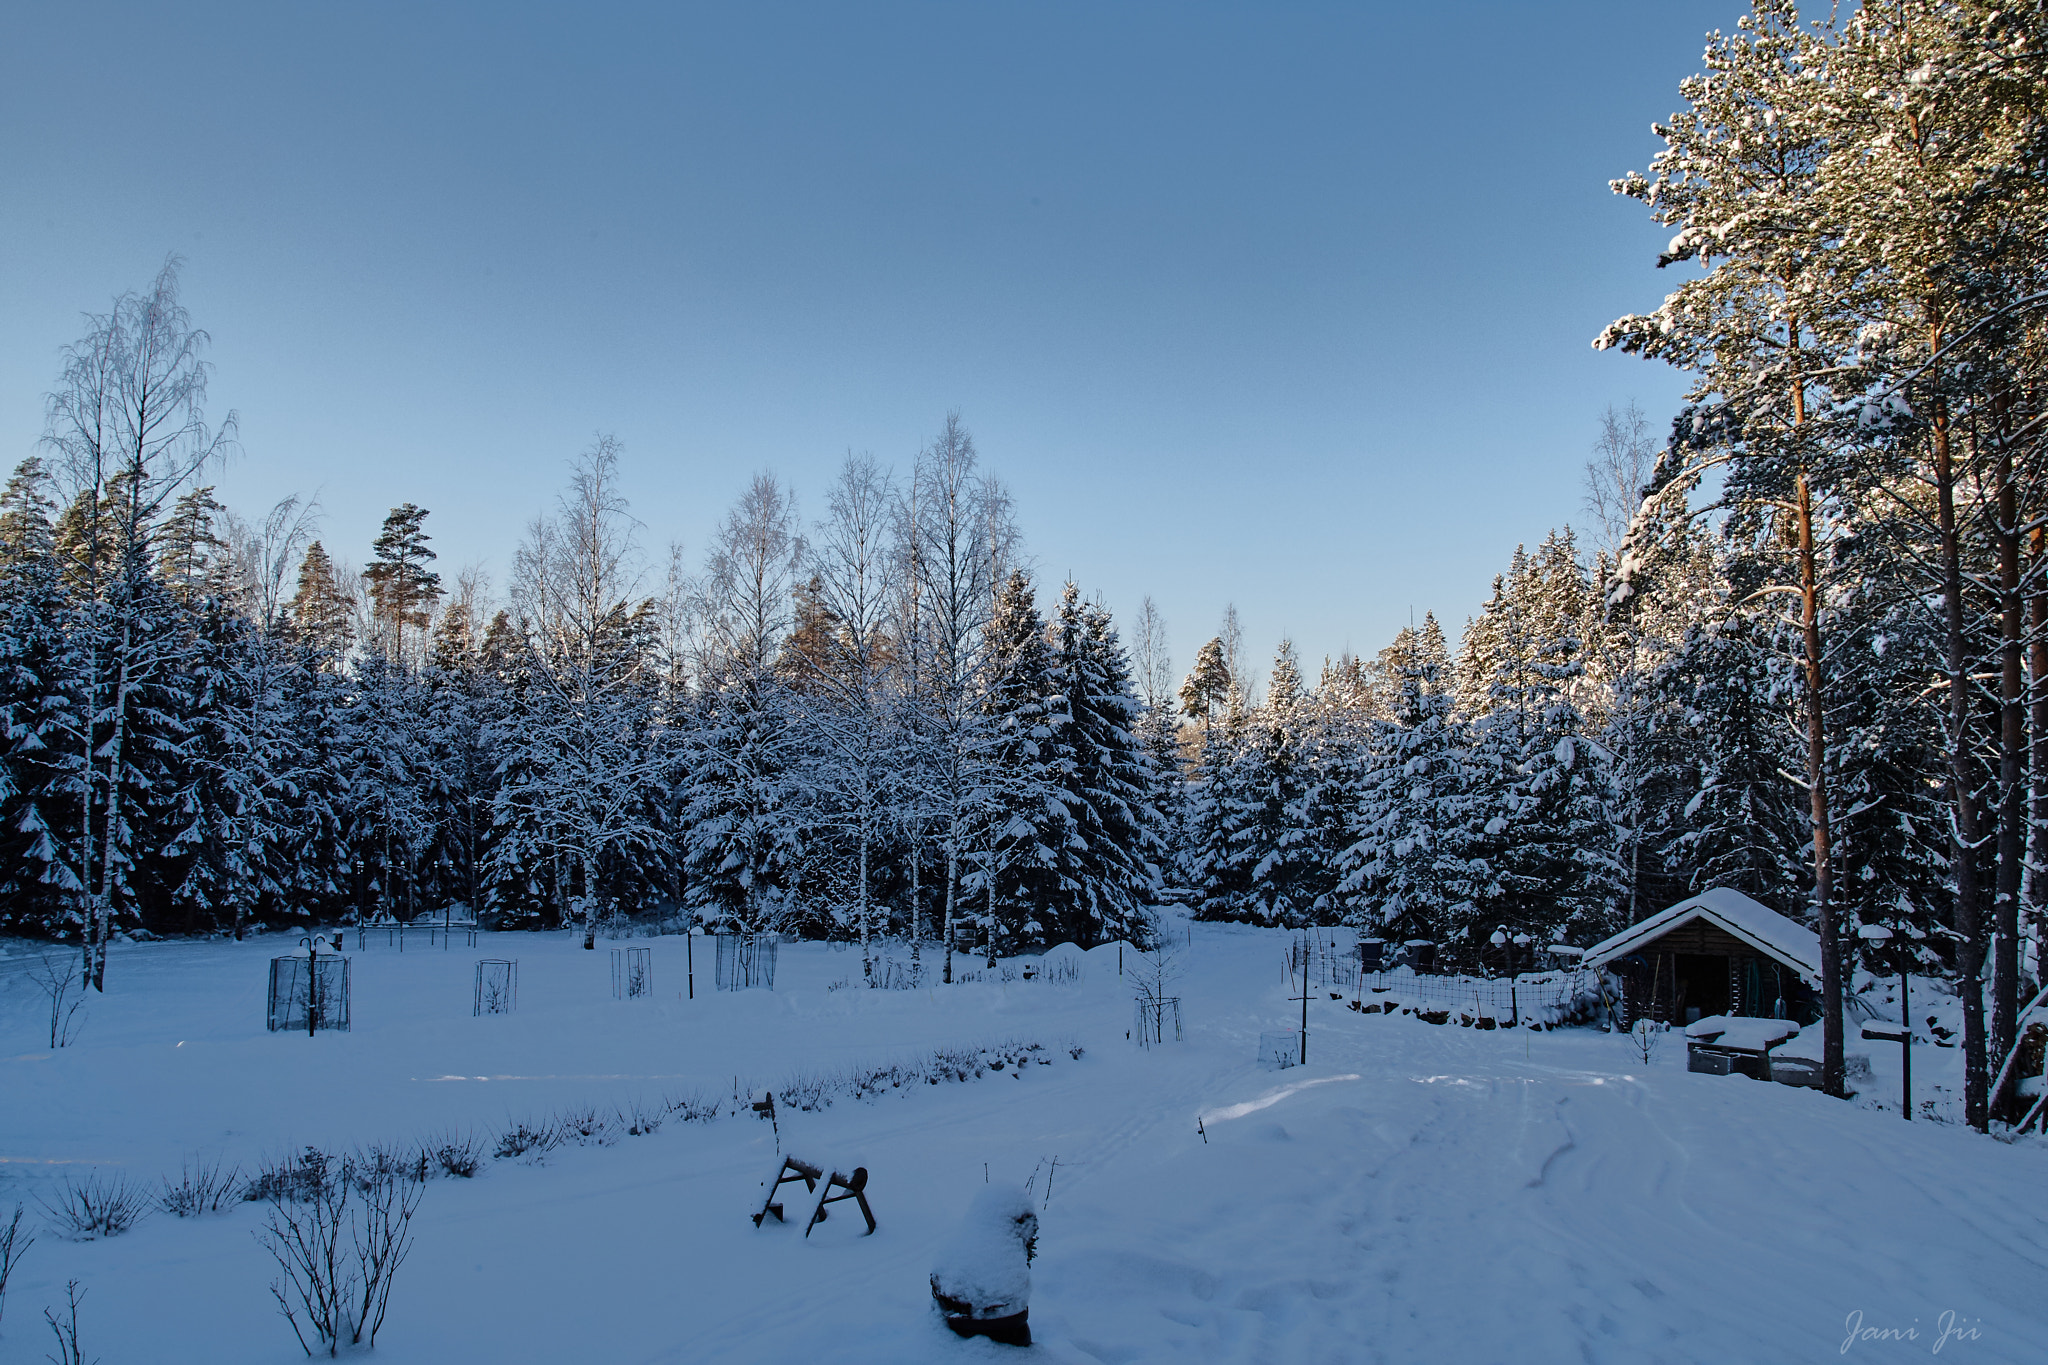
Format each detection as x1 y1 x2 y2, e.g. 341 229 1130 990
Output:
1795 472 1843 1097
2029 527 2048 992
1994 429 2025 1115
1933 400 1992 1131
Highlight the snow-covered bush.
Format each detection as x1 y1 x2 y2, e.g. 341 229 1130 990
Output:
258 1160 422 1357
931 1183 1039 1346
778 1071 834 1112
622 1098 665 1136
555 1105 620 1147
245 1148 336 1204
38 1173 150 1240
350 1142 431 1189
426 1130 485 1178
160 1155 240 1217
492 1120 561 1162
665 1090 722 1124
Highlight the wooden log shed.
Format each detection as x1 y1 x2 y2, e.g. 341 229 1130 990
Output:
1583 887 1822 1029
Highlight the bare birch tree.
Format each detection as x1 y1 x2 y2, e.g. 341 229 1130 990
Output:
42 258 237 989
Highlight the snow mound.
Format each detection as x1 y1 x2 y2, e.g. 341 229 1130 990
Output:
1040 942 1086 970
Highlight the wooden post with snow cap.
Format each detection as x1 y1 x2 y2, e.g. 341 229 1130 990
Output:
1858 925 1911 1120
1292 933 1311 1065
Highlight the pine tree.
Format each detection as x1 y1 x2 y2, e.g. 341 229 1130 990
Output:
156 487 230 604
288 541 354 659
1178 637 1231 731
362 504 441 660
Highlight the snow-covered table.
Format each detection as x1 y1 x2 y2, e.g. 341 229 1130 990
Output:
1684 1015 1801 1080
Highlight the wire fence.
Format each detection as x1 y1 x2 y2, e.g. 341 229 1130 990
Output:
1353 966 1596 1029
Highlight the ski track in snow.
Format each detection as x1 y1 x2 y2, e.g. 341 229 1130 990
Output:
0 924 2043 1363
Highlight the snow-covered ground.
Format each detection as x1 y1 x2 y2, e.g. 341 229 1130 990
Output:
1 922 2043 1364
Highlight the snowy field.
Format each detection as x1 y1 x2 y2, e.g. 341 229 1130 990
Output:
2 922 2044 1365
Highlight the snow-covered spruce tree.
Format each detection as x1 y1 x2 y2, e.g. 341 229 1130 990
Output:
175 591 318 937
1043 586 1164 946
40 260 236 988
1591 451 1721 931
1655 597 1809 914
1486 616 1624 950
273 637 350 922
341 648 437 926
1820 544 1951 959
1294 654 1377 923
1129 597 1190 894
1223 641 1322 927
419 575 503 917
1185 688 1255 921
0 457 81 934
965 568 1061 954
1335 618 1480 949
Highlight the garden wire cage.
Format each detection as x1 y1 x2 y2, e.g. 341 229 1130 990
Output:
1258 1030 1300 1069
612 945 652 1000
715 933 778 991
474 959 518 1015
267 953 351 1034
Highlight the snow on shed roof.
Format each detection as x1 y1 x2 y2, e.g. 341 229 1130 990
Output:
1583 887 1823 985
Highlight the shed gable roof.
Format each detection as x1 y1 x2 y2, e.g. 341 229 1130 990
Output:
1583 887 1822 985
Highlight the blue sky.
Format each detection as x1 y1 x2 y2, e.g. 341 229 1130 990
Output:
0 1 1729 687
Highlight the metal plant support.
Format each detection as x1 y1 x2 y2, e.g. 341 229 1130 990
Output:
1133 996 1181 1048
612 946 652 1000
714 933 778 991
1258 1030 1300 1069
474 959 518 1016
267 948 351 1034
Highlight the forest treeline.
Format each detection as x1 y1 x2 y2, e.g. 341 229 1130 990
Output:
6 0 2048 1134
1204 0 2048 1130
